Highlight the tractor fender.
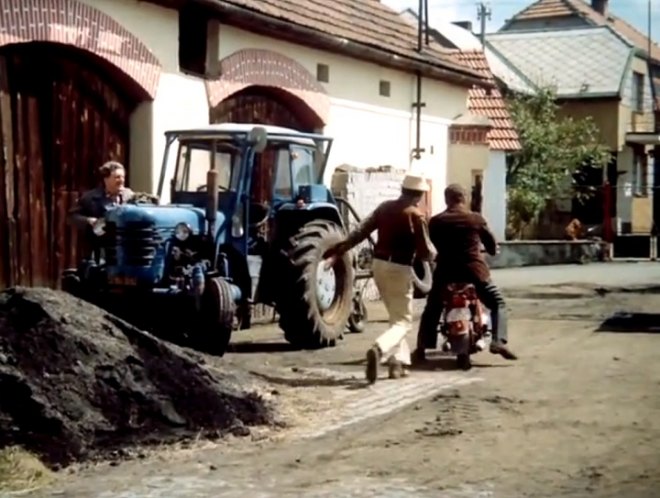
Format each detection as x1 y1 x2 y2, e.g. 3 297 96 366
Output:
276 202 344 228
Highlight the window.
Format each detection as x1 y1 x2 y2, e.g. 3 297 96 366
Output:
174 141 239 192
632 71 644 112
633 147 648 197
270 143 324 199
379 80 391 97
316 63 329 83
179 6 213 76
273 148 293 198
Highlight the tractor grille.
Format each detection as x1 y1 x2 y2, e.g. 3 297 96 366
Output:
104 221 161 267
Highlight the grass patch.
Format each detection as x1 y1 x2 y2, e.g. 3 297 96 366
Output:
0 447 54 493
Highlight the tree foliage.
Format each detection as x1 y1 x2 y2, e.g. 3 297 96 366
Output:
506 87 611 238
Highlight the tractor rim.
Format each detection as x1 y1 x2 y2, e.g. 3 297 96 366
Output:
316 263 337 312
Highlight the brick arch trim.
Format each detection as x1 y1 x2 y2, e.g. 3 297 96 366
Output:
0 0 161 99
206 49 330 125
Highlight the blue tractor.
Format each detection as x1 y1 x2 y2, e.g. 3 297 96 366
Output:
61 124 366 356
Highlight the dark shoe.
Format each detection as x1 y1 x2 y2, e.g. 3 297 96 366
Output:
490 341 518 360
411 348 426 364
366 346 381 384
388 358 410 379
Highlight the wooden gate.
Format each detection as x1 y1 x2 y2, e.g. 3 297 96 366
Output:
0 45 133 289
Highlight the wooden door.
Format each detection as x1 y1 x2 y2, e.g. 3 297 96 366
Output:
0 55 18 287
471 170 483 214
0 45 132 289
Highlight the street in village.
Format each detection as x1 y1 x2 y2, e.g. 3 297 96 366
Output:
28 262 660 498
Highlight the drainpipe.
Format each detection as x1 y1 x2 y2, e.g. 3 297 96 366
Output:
412 71 426 160
412 0 428 161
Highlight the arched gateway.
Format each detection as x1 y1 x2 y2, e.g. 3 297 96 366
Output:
0 0 162 289
206 49 330 202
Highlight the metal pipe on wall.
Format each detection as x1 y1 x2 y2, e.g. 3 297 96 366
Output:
412 0 429 160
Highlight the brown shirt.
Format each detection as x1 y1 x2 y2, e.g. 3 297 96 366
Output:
428 206 497 283
332 198 436 265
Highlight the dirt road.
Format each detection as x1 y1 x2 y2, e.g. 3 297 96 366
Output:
31 263 660 498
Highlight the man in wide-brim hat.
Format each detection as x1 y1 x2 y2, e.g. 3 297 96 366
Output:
413 183 518 362
325 172 436 383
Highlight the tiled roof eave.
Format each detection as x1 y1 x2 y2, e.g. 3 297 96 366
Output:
169 0 491 87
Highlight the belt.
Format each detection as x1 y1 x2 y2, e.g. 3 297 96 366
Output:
373 252 413 266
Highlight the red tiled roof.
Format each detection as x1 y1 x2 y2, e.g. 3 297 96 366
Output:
509 0 660 63
206 0 487 82
454 50 521 151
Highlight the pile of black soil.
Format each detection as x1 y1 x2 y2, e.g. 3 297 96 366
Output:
0 288 272 469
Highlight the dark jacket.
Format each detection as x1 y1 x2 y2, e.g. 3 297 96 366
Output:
68 186 135 229
428 206 497 283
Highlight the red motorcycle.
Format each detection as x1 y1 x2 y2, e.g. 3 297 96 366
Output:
439 283 492 370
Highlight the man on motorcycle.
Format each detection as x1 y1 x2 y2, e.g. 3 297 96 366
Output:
412 183 518 363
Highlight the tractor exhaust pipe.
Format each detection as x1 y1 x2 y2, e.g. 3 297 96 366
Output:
206 140 219 238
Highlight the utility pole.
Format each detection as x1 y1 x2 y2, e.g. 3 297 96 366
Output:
476 2 492 46
648 0 652 59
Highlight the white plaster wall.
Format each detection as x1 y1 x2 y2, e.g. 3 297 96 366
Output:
483 150 507 241
217 25 463 213
324 98 450 212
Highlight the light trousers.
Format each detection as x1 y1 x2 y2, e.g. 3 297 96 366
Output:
371 258 414 366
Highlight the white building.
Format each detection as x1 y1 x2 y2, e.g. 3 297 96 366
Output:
0 0 489 288
399 11 521 240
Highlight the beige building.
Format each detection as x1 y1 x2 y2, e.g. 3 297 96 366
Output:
495 0 660 240
0 0 490 288
486 23 657 237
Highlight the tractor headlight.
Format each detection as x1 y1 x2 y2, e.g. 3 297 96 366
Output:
174 223 192 241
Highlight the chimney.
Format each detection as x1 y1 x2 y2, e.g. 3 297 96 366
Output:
591 0 608 16
453 20 473 32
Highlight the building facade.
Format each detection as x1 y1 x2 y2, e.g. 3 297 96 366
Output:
498 0 660 241
486 24 656 237
399 10 521 240
0 0 488 288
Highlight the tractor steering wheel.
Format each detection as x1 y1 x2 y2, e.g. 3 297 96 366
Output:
196 184 229 192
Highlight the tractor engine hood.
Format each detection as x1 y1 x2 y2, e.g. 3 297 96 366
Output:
105 204 224 237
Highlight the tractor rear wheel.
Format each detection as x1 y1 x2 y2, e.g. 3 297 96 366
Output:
195 277 235 357
278 220 354 349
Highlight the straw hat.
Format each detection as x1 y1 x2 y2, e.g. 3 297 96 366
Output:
401 172 430 192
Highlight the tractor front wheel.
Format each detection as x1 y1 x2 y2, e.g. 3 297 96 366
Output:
278 220 354 349
195 277 235 357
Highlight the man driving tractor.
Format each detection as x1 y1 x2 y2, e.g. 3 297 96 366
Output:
325 172 436 383
68 161 135 259
68 161 135 229
412 183 518 363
